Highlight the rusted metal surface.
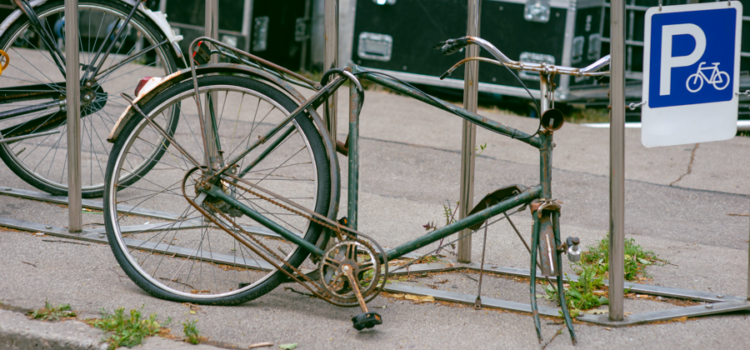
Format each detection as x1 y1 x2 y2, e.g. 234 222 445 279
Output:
536 215 558 277
529 214 543 342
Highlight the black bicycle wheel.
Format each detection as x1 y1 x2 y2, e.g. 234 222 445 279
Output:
0 0 180 197
104 75 333 305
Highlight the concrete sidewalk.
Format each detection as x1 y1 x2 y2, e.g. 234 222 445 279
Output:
1 86 749 349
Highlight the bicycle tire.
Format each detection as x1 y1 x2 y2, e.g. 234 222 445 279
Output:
104 75 333 305
0 0 179 198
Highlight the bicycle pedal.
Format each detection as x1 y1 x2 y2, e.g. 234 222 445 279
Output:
351 312 382 331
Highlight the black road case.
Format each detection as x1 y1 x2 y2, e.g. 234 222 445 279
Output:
165 0 310 71
352 0 750 108
352 0 606 103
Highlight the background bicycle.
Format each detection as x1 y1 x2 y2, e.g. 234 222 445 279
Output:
0 0 183 197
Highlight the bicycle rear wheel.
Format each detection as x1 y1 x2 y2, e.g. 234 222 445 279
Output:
0 0 179 197
104 75 333 304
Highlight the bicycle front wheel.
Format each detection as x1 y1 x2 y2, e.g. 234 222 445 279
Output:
0 0 179 197
104 75 333 304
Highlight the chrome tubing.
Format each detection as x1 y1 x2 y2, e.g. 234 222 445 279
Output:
439 36 611 78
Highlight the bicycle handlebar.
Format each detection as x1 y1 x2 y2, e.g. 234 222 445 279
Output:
437 36 610 78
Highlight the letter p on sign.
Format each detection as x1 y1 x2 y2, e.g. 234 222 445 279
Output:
660 24 705 96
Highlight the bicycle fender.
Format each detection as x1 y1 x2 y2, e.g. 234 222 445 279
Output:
0 0 47 37
0 0 184 60
133 1 184 59
108 64 323 143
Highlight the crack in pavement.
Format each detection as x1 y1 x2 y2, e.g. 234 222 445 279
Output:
670 143 699 186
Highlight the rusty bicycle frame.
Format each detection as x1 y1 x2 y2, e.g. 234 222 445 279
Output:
118 35 610 343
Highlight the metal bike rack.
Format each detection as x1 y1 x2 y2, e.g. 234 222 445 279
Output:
0 1 219 238
65 0 82 233
0 0 84 233
0 0 746 333
457 0 480 263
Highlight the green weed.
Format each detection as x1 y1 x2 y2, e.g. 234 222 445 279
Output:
182 319 201 344
576 233 665 280
545 265 607 312
545 234 665 311
28 300 76 321
475 143 487 156
90 307 167 350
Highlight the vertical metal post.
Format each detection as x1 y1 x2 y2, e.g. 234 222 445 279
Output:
457 0 481 263
609 0 626 321
65 0 82 233
324 0 338 143
300 0 312 71
205 0 219 61
242 0 253 52
204 0 220 168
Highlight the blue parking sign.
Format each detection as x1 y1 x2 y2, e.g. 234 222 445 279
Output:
642 2 742 148
648 8 736 108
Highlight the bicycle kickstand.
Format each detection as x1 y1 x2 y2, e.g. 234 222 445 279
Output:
342 264 383 331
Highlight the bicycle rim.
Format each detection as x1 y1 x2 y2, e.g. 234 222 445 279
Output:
0 0 178 197
104 75 332 304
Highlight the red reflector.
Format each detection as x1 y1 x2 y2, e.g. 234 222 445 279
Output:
134 76 153 96
192 41 203 58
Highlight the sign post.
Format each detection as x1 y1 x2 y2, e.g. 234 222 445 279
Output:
65 0 82 233
609 0 626 322
642 2 743 148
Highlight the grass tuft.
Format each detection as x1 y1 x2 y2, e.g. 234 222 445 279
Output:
183 319 201 344
28 300 76 321
89 306 168 350
545 233 666 313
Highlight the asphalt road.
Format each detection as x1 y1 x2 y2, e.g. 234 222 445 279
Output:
1 85 750 349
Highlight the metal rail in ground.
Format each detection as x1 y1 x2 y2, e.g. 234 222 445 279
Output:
2 206 748 327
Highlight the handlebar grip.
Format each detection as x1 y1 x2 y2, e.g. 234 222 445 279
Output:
435 37 470 56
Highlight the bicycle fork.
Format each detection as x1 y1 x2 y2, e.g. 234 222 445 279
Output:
529 74 577 344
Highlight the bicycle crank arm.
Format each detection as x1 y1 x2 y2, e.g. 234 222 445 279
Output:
342 265 382 331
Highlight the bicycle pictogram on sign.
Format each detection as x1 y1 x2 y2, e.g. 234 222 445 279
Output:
686 62 730 92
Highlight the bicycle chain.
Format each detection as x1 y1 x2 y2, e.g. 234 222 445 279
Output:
225 174 355 242
197 172 384 305
182 167 332 301
225 175 388 303
203 201 326 295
